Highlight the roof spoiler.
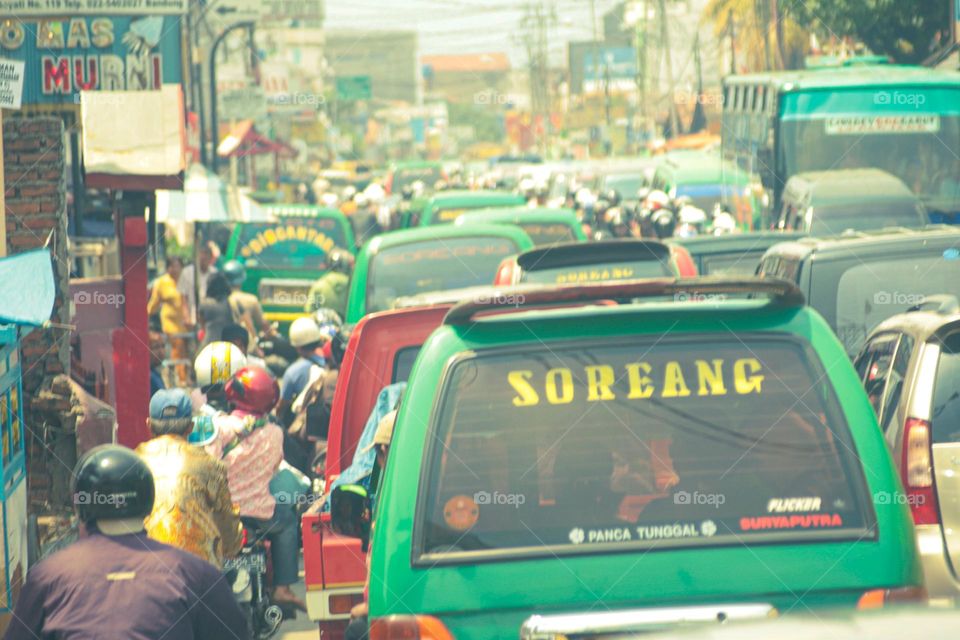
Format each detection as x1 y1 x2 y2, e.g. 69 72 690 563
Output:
907 294 960 316
443 276 805 325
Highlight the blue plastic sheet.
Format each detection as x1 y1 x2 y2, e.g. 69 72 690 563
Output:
327 382 406 500
0 250 55 327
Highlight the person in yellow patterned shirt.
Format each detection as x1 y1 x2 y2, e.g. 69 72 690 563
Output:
136 389 242 568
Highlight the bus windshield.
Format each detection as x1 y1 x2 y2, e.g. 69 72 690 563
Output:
780 116 960 214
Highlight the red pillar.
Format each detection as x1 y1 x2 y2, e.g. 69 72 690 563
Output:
113 214 151 447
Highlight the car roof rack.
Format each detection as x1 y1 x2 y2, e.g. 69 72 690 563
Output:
444 276 805 325
907 294 960 316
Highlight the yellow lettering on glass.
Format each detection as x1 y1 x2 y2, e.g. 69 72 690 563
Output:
508 370 540 406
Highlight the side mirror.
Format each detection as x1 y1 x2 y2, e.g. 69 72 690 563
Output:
330 484 371 551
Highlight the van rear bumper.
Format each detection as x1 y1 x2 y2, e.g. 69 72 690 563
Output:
917 524 960 603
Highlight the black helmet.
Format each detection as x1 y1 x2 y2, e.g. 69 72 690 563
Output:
72 445 155 526
222 260 246 287
330 325 352 367
327 248 355 275
604 189 622 206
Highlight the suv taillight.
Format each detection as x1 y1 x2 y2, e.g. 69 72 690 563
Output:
858 585 927 609
369 615 453 640
902 417 939 525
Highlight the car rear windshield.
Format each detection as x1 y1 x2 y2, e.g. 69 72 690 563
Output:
520 258 673 285
234 218 349 270
808 203 926 235
824 251 960 353
417 337 870 561
701 251 765 275
520 222 577 245
932 331 960 444
367 237 517 313
393 166 443 192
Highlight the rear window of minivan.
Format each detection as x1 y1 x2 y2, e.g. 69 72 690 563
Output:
416 337 872 561
825 253 960 352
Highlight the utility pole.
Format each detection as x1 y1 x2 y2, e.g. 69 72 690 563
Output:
657 0 680 138
728 10 736 74
518 2 556 156
588 0 612 155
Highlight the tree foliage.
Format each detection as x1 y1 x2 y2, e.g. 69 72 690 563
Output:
792 0 951 65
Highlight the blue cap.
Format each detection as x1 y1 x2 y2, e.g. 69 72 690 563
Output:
149 389 193 420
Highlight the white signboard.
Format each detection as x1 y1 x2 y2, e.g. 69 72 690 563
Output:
0 58 24 109
220 86 267 121
261 0 323 21
825 115 941 135
0 0 187 15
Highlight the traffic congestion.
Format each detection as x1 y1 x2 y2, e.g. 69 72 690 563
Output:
2 1 960 639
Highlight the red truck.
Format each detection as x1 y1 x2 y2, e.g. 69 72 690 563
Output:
302 304 451 638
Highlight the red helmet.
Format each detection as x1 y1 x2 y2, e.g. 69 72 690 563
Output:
225 365 279 415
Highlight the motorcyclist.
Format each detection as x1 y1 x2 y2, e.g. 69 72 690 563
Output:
207 366 306 613
193 341 248 416
279 316 329 427
304 248 354 318
136 389 242 568
222 260 274 353
5 445 247 639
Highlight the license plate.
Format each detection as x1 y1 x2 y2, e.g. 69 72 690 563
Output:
224 551 266 574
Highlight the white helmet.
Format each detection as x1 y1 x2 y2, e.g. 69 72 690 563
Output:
354 192 369 208
289 316 327 348
321 192 339 207
194 342 247 389
644 190 671 211
364 183 386 203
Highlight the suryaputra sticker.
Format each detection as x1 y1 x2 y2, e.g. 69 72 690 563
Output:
443 495 479 531
740 513 843 531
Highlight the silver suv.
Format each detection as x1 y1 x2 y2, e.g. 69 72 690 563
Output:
855 295 960 603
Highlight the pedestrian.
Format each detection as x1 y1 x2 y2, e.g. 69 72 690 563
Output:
198 272 233 348
178 241 219 326
136 389 242 568
4 445 248 640
147 256 191 386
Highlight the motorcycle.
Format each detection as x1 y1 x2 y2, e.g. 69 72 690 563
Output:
258 326 298 379
224 521 285 639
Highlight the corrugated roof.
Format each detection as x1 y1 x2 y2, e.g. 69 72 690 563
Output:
422 53 510 73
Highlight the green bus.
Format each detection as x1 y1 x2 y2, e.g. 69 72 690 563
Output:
224 205 355 326
721 64 960 229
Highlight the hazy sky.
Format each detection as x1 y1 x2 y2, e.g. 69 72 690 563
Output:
324 0 624 67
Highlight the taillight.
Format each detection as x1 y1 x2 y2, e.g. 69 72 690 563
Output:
493 259 516 286
329 592 364 615
901 417 939 525
241 528 249 547
857 585 927 609
369 615 454 640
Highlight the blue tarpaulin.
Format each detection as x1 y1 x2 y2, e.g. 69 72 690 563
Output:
327 382 407 499
0 250 55 327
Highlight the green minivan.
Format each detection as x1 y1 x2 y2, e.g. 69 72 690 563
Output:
350 278 922 639
343 224 534 324
416 190 527 226
454 206 587 246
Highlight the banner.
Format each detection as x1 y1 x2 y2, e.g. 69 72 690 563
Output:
0 15 182 105
0 0 187 15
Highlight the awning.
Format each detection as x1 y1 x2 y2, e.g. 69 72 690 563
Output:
218 120 298 159
0 250 56 327
155 164 275 223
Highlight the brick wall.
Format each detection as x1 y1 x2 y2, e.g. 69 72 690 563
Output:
3 115 71 510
